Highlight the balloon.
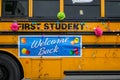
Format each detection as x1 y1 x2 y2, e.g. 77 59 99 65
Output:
57 12 66 20
22 48 27 54
71 41 75 45
70 50 74 55
21 38 26 44
74 38 79 43
74 48 78 52
26 50 30 55
94 27 103 36
75 51 79 55
11 22 19 31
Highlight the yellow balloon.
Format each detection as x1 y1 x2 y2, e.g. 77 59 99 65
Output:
22 48 27 54
74 38 79 43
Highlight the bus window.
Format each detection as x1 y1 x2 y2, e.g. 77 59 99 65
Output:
106 0 120 17
33 0 59 19
2 0 28 17
64 0 100 19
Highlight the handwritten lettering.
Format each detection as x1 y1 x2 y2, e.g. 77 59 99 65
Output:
38 45 59 56
31 38 69 48
30 37 69 56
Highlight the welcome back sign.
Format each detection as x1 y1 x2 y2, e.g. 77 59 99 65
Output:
18 35 82 57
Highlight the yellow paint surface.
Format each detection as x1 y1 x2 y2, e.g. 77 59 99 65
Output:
0 22 120 32
60 0 64 12
101 0 105 17
0 0 120 80
0 22 120 79
29 0 33 17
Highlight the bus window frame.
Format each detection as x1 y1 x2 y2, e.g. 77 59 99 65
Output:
1 0 29 18
29 0 33 17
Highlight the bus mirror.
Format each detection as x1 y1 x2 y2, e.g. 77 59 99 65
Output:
72 0 93 4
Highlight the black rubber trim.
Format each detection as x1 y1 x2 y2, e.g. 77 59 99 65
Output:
0 44 17 48
64 71 120 75
0 44 120 48
83 44 120 48
1 18 120 22
29 17 120 22
0 31 119 35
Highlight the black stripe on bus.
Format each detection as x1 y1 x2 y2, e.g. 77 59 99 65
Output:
64 71 120 75
0 44 17 48
0 31 119 35
83 44 120 48
1 17 120 22
28 17 120 22
0 44 119 48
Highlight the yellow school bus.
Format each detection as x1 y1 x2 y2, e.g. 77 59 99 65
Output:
0 0 120 80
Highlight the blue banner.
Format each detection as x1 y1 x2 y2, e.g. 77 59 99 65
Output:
18 35 82 57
